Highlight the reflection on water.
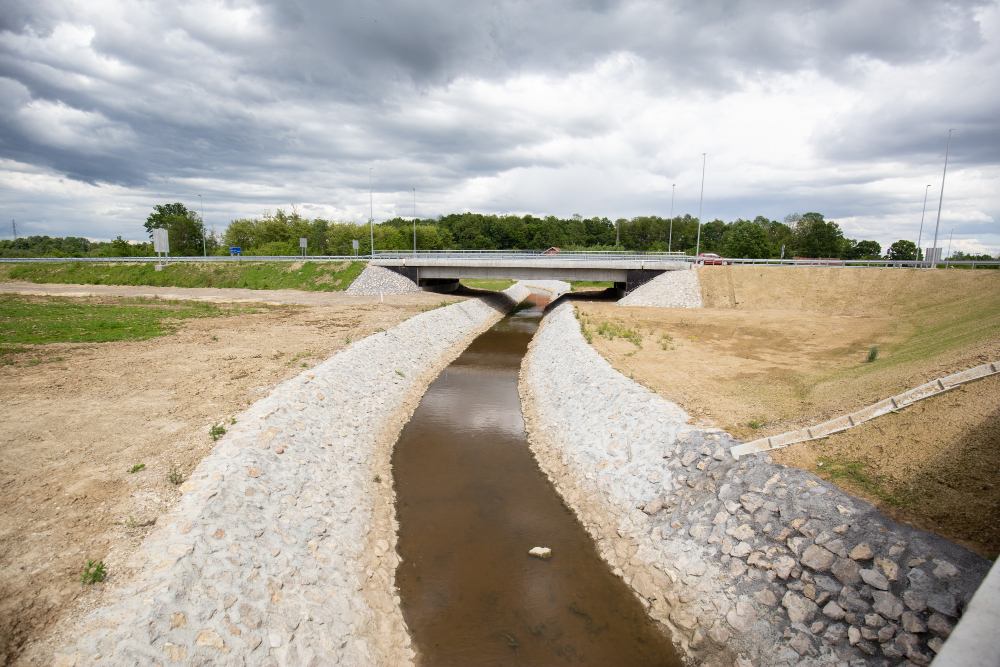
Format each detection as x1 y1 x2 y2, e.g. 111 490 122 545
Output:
393 294 680 666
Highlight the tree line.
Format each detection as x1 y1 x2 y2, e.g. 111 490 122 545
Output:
3 203 997 261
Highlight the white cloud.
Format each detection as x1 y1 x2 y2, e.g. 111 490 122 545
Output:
0 0 997 254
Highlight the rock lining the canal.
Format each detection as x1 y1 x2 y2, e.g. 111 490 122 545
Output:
519 298 991 667
346 264 420 295
52 283 541 667
617 266 703 308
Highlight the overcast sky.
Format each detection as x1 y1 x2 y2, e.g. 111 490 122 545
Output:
1 0 998 254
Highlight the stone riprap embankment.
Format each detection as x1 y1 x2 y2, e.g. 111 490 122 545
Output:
519 299 991 667
54 284 532 667
617 266 702 307
345 265 419 295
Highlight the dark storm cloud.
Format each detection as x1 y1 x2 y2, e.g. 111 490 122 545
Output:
1 0 993 187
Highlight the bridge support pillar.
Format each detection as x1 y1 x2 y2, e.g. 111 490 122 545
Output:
615 269 664 297
384 266 459 293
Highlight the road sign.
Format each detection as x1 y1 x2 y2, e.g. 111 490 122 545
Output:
152 228 169 253
230 247 242 255
352 240 359 250
300 237 307 248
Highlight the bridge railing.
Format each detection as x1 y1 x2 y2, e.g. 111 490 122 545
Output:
371 250 690 261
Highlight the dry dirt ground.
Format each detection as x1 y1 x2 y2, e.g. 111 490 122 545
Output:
0 283 465 667
575 266 1000 559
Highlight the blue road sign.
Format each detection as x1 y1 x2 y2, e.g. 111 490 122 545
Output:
230 247 242 255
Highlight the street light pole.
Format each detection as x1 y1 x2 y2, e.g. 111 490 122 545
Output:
695 154 706 260
931 129 954 269
412 187 416 253
916 184 931 265
668 183 676 253
369 168 374 259
199 194 206 256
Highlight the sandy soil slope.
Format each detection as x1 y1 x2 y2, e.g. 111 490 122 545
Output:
0 284 459 667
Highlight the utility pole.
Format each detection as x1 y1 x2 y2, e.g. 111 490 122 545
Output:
668 184 676 253
931 129 954 269
695 154 706 259
199 194 206 256
412 187 416 252
916 184 931 265
11 219 16 240
369 168 374 258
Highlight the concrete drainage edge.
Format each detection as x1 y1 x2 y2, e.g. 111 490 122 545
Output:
54 283 531 667
732 360 1000 459
519 297 991 667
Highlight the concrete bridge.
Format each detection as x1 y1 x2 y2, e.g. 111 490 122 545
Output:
371 251 689 294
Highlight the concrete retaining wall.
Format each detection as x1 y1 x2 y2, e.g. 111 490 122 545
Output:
519 298 991 667
54 284 532 667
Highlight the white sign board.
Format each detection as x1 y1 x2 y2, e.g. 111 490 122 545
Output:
300 237 307 248
352 240 359 250
152 228 169 253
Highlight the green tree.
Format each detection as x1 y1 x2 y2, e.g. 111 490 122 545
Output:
144 203 208 256
796 213 844 258
887 239 918 261
724 219 772 258
843 239 882 260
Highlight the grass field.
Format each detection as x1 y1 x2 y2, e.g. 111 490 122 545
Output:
0 260 366 291
570 280 614 290
460 278 516 291
0 294 267 347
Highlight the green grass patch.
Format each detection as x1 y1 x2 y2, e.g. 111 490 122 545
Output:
816 457 909 506
0 294 268 345
570 280 614 291
595 320 643 347
0 260 367 292
460 278 516 291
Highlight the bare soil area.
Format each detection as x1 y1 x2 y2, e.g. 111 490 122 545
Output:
575 266 1000 558
0 283 461 667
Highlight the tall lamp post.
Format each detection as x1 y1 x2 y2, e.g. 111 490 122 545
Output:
369 168 374 258
695 154 706 260
916 184 931 266
668 183 676 253
199 194 206 256
412 188 416 252
931 129 954 269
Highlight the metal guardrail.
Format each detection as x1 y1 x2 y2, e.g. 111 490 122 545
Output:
0 251 996 268
0 255 362 263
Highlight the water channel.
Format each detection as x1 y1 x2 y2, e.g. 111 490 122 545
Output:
393 292 680 665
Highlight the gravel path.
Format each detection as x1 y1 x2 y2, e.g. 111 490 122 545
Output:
345 266 419 295
618 267 703 307
53 284 532 667
520 299 990 667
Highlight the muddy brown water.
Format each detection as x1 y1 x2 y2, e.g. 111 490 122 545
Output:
393 294 680 666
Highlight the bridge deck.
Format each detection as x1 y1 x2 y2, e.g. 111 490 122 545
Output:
371 257 688 283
